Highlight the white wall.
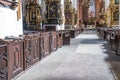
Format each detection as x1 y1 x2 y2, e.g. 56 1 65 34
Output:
0 7 23 39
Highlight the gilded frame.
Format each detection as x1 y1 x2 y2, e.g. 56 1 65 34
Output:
48 1 58 19
30 8 37 21
65 10 72 24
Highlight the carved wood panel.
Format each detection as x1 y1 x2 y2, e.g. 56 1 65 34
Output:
30 34 39 65
63 31 70 45
39 33 45 58
0 42 8 80
57 31 63 48
52 32 57 51
5 38 23 79
23 36 32 70
11 39 23 78
44 33 50 56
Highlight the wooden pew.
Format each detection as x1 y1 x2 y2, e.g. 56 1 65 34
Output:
4 37 23 80
57 31 63 48
43 32 50 56
22 35 32 70
0 39 8 80
51 31 57 51
63 30 70 45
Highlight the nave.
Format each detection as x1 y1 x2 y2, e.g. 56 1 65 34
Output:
13 30 120 80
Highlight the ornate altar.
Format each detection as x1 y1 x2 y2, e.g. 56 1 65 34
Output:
64 0 73 29
43 0 61 31
108 0 119 26
44 0 61 24
25 0 42 30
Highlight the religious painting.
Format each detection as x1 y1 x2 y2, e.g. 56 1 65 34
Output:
65 11 72 24
30 8 36 21
48 2 57 19
113 11 119 21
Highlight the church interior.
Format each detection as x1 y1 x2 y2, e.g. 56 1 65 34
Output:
0 0 120 80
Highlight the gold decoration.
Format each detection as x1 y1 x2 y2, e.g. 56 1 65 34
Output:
17 0 21 20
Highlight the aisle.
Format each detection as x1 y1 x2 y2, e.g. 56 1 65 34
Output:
13 30 117 80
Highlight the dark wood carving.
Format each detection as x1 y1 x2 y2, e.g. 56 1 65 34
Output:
63 30 70 45
70 30 75 38
5 38 23 79
22 33 39 70
23 35 32 70
0 40 8 80
39 32 45 59
44 32 50 56
30 34 39 65
57 31 63 48
51 32 57 51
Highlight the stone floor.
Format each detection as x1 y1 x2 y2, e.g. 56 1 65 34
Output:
13 30 120 80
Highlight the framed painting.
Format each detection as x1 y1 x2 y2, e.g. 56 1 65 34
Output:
48 1 57 19
65 11 72 24
113 11 119 21
30 8 36 21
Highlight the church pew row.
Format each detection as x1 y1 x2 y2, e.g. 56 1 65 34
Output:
97 27 120 56
0 29 83 80
0 37 23 80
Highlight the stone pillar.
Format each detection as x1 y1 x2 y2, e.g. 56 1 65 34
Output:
77 0 83 27
95 0 101 21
